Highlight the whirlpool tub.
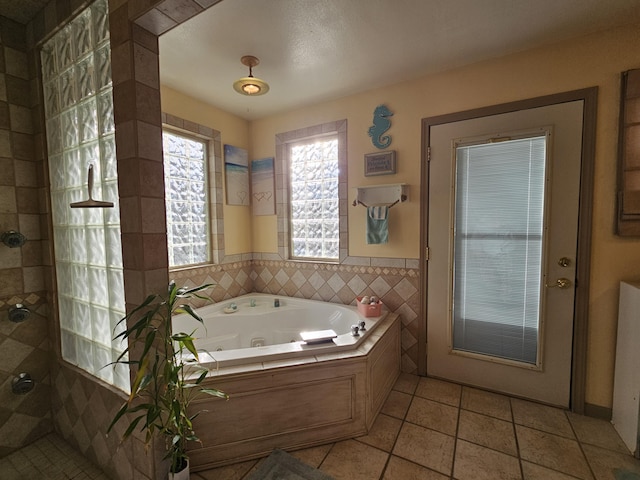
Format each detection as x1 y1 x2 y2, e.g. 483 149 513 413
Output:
172 293 401 470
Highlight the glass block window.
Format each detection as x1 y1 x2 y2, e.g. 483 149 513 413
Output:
41 0 129 392
163 130 210 267
288 136 340 260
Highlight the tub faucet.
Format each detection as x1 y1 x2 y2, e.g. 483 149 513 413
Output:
274 298 280 307
250 299 256 307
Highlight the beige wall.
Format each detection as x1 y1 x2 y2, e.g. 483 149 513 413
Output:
160 85 253 255
249 23 640 409
162 19 640 408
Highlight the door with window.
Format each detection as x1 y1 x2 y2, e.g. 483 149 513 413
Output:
426 100 584 407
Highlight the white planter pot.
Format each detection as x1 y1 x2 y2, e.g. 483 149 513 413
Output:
168 459 189 480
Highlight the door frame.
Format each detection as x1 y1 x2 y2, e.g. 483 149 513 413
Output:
419 88 598 413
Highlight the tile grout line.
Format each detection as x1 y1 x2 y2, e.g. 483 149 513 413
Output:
447 385 464 480
565 410 598 480
510 396 526 480
371 379 419 480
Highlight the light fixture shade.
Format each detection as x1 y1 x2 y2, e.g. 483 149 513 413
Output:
234 55 269 96
233 76 270 96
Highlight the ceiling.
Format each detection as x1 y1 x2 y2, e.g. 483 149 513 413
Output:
2 0 639 121
159 0 640 121
0 0 48 24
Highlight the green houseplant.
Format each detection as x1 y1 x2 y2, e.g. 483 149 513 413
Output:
107 281 227 478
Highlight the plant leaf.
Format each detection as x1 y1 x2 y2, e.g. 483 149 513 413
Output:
201 388 229 399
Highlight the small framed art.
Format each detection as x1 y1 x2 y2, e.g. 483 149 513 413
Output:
364 150 396 176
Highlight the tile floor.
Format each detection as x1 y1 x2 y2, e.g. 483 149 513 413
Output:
0 433 109 479
196 373 640 480
3 373 640 480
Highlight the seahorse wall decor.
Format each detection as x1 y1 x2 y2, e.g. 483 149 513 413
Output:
368 104 393 149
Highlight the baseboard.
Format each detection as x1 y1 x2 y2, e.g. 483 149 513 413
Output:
584 402 612 420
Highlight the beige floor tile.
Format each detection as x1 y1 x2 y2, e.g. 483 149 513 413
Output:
319 439 388 480
415 377 461 407
522 461 587 480
567 412 630 454
458 409 518 456
381 390 413 419
290 443 334 468
406 396 459 436
516 425 593 480
382 455 449 480
461 386 512 421
393 422 455 475
393 373 420 395
582 443 640 480
453 439 521 480
511 398 574 438
357 413 403 452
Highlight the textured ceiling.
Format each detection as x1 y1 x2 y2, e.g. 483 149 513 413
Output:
159 0 640 120
0 0 48 24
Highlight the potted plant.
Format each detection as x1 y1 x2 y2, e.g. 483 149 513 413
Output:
107 281 227 479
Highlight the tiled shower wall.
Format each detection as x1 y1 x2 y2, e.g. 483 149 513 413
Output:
22 1 155 478
0 16 52 457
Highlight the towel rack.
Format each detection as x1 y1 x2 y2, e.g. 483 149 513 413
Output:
352 183 409 208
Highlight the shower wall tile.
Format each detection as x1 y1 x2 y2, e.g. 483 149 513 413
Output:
0 158 14 184
0 244 21 268
5 75 29 106
0 297 51 458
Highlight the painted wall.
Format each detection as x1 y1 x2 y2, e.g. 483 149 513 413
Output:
160 85 252 255
249 23 640 409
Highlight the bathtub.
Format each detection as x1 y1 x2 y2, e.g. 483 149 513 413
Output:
174 293 401 470
172 293 383 369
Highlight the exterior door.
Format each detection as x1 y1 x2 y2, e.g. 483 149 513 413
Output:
426 100 584 407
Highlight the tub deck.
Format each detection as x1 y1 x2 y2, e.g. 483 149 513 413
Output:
187 311 401 470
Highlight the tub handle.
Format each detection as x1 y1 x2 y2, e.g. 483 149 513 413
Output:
351 325 360 337
358 321 366 331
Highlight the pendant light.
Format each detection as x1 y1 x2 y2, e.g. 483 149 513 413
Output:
233 55 269 96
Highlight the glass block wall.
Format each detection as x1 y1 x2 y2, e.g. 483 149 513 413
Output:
289 137 340 260
163 130 210 267
41 0 129 392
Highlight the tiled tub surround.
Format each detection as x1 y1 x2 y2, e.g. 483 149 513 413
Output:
171 259 421 373
172 293 389 367
186 311 401 470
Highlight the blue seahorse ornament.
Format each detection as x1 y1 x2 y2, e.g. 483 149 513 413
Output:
368 104 393 149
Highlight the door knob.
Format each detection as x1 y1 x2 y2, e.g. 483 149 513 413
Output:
545 278 572 289
557 257 571 267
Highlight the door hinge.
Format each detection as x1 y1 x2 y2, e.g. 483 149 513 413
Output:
427 146 432 162
425 246 430 261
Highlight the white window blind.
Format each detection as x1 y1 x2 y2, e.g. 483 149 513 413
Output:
453 136 547 365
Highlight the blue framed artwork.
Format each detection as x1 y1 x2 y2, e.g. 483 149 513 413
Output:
224 144 250 206
251 157 275 215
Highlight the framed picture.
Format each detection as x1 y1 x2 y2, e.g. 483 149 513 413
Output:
251 157 275 216
224 144 250 206
364 150 396 176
